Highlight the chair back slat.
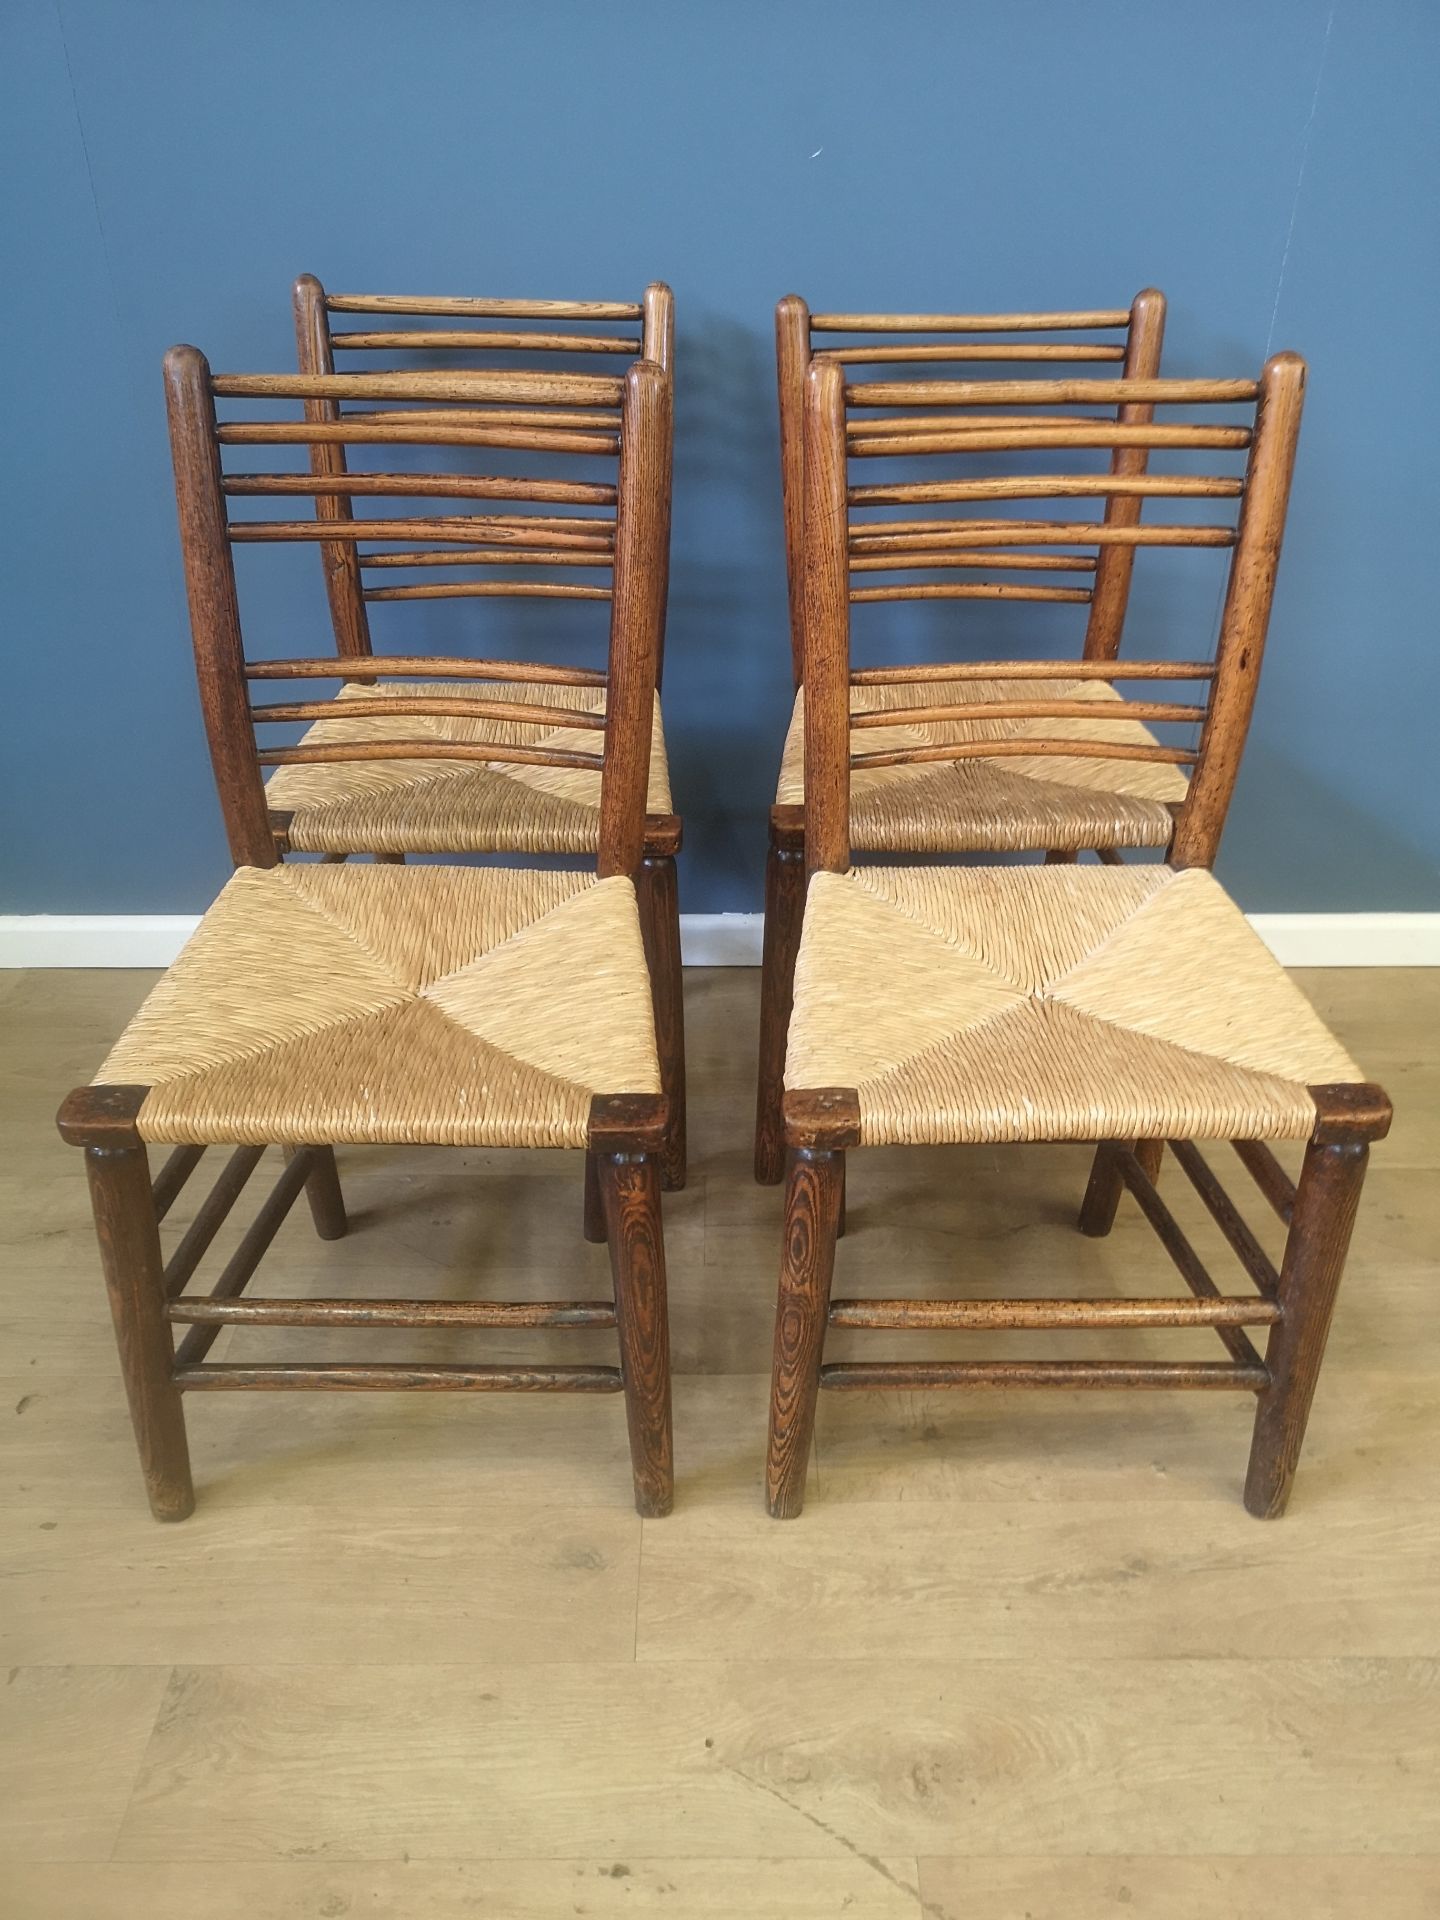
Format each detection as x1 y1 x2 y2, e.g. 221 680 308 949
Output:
164 349 669 879
799 351 1306 875
777 290 1168 686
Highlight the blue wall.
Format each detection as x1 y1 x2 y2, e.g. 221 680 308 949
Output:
5 0 1438 914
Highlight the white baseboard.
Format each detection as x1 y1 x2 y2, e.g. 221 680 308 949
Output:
1 910 1437 970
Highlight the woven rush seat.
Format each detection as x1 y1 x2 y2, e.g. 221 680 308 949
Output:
266 681 672 855
97 863 661 1149
776 678 1185 853
785 864 1363 1146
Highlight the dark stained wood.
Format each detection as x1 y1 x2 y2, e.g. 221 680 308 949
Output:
359 545 615 568
254 740 606 772
597 361 671 881
851 658 1216 684
766 1147 845 1517
1084 285 1166 662
220 420 622 454
641 282 675 375
246 655 607 686
170 1148 322 1366
331 327 641 353
212 369 626 405
224 471 618 506
801 360 851 877
782 1087 862 1152
599 1152 674 1517
637 853 687 1191
167 1298 618 1328
151 1144 205 1223
326 293 644 320
583 1151 606 1244
845 376 1259 408
1309 1080 1393 1143
850 583 1091 605
1244 1135 1370 1517
774 295 813 688
587 1093 670 1154
1232 1138 1297 1224
292 273 373 659
849 698 1205 727
820 1360 1268 1390
294 1143 347 1241
251 696 608 729
163 346 277 866
850 738 1196 771
56 1083 148 1147
753 822 807 1185
83 1137 194 1520
816 342 1127 363
811 308 1131 331
1167 1139 1280 1297
162 1146 266 1299
848 521 1236 551
364 582 612 603
827 1296 1280 1330
1171 353 1307 867
231 516 616 548
175 1364 625 1391
848 473 1242 507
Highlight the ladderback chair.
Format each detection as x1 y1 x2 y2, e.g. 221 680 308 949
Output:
275 277 684 1187
763 353 1391 1519
57 355 676 1520
757 291 1172 1177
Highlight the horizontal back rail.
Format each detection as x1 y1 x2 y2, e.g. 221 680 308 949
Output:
845 376 1259 408
213 370 625 405
327 294 644 319
228 515 615 546
223 472 618 505
810 308 1132 332
244 655 608 685
815 342 1126 364
331 328 640 354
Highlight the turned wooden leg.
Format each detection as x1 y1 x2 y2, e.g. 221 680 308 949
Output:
600 1151 674 1517
583 1150 606 1243
84 1139 194 1521
1245 1135 1368 1518
637 853 686 1192
754 827 806 1185
766 1147 843 1517
296 1145 347 1240
1078 1138 1164 1235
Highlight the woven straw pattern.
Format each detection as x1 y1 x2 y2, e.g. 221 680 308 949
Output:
785 865 1363 1145
776 678 1187 851
267 681 672 854
97 865 661 1148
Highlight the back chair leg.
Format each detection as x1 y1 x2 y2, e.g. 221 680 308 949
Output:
1245 1134 1368 1518
754 819 806 1185
1078 1138 1164 1236
82 1133 195 1522
766 1146 844 1517
296 1145 347 1240
599 1149 674 1516
637 853 687 1192
582 1150 606 1243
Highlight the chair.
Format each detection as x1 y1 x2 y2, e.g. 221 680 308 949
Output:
274 274 685 1189
56 353 676 1520
764 353 1391 1519
757 291 1170 1180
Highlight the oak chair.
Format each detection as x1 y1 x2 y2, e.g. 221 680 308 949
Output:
279 274 685 1189
764 353 1391 1519
757 291 1170 1181
57 354 676 1521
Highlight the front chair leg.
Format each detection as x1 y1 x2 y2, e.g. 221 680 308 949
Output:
1245 1134 1368 1518
84 1137 195 1521
295 1145 347 1240
766 1147 843 1517
599 1150 674 1516
754 823 806 1185
636 853 687 1192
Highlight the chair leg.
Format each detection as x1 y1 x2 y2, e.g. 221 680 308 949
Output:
754 827 806 1185
1078 1138 1164 1235
1244 1135 1368 1518
83 1139 194 1521
766 1146 843 1517
637 853 686 1192
296 1145 347 1240
583 1150 606 1243
599 1150 673 1517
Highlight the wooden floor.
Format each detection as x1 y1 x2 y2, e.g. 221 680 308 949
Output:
2 962 1437 1917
